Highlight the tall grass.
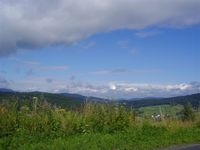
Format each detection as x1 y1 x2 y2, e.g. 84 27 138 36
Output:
1 99 200 150
0 100 136 137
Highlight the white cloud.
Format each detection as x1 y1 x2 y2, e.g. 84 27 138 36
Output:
92 68 159 75
25 69 34 76
135 30 161 38
117 40 130 49
41 65 68 71
9 77 200 98
9 58 41 66
166 83 191 91
1 0 200 56
12 77 66 92
0 76 10 88
109 84 117 90
10 58 68 71
92 69 129 75
80 41 96 49
22 60 40 65
130 48 139 56
46 78 53 83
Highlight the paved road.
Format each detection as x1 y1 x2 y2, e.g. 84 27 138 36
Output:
163 144 200 150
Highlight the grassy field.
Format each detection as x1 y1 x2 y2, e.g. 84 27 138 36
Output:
1 125 200 150
0 99 200 150
138 104 184 118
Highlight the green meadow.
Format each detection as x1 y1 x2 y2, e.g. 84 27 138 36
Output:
138 104 184 118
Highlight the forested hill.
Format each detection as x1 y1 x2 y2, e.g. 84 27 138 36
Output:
0 91 84 108
121 93 200 108
0 91 200 108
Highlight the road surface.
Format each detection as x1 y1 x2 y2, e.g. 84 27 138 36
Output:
162 144 200 150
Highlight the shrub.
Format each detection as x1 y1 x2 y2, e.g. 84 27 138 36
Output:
0 101 136 138
182 102 195 121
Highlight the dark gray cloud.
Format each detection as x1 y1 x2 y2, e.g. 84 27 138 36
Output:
1 0 200 56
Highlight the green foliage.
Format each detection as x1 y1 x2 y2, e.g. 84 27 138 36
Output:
1 125 200 150
0 92 83 109
182 102 195 121
1 99 200 150
123 93 200 108
0 100 136 137
1 92 200 109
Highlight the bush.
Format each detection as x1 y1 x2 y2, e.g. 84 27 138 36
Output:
182 102 195 121
0 101 136 138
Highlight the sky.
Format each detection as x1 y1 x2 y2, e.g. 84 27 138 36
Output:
0 0 200 98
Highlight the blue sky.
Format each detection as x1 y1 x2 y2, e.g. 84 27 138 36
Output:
0 0 200 98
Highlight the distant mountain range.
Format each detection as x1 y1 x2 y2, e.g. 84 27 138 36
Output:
60 93 105 102
119 93 200 108
0 88 14 92
0 88 200 108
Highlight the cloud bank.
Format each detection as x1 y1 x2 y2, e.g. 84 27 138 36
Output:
62 81 200 99
11 78 200 98
1 0 200 56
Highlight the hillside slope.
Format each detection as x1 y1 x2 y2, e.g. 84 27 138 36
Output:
0 91 200 108
122 93 200 108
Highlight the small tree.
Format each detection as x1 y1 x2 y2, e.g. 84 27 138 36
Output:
182 102 195 121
